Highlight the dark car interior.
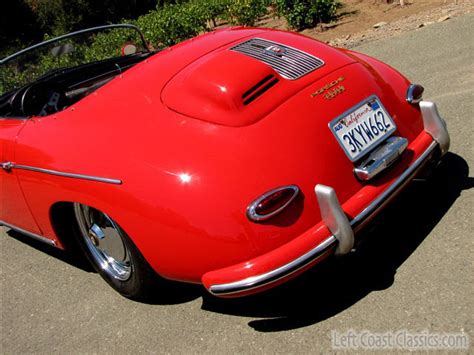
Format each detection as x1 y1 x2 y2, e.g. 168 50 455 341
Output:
0 52 151 119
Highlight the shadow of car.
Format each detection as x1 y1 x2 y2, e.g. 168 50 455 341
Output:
200 152 472 331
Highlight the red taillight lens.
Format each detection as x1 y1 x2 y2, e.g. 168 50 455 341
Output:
406 84 424 104
255 189 294 215
247 185 299 222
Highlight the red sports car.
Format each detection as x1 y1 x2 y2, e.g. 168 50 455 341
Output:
0 24 449 300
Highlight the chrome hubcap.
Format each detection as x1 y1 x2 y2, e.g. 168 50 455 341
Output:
74 203 131 281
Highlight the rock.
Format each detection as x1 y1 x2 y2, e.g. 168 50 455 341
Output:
438 15 451 22
345 34 351 40
418 23 424 28
373 21 388 29
424 21 435 26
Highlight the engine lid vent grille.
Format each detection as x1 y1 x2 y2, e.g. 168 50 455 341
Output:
231 38 324 80
242 74 279 105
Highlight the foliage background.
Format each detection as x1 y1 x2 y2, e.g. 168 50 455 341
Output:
1 0 340 94
1 0 340 58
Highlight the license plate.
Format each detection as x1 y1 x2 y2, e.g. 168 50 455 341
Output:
329 96 397 161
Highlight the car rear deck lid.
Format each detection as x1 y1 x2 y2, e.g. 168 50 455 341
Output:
161 34 356 127
161 49 283 126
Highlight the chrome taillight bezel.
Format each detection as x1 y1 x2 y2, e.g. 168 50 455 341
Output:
246 185 299 222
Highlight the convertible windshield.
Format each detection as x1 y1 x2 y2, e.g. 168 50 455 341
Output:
0 24 149 96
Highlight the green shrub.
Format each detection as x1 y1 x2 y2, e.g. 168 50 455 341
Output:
191 0 230 28
224 0 268 26
274 0 339 30
83 29 145 62
137 2 209 47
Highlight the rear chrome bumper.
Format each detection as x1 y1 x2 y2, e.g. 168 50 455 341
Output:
205 100 449 297
208 235 337 296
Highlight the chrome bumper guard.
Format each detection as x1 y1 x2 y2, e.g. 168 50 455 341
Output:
208 100 449 296
419 101 450 155
315 185 354 255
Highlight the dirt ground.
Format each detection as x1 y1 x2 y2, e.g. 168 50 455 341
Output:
257 0 474 47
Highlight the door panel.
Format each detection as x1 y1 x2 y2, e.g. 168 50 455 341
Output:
0 119 42 234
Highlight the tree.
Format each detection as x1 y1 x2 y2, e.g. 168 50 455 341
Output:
0 0 42 56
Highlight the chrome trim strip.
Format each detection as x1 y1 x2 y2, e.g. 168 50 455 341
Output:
0 221 57 247
315 184 354 255
209 235 337 295
1 24 149 65
246 185 299 222
350 141 438 228
11 164 122 185
0 161 13 171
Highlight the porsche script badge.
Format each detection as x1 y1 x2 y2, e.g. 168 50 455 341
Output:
310 77 346 100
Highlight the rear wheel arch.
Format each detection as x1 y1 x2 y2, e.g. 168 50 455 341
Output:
49 201 160 300
49 201 130 250
49 201 77 250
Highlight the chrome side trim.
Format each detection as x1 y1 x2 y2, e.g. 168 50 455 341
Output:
315 184 354 255
246 185 299 222
209 235 337 296
0 161 13 171
9 164 122 185
0 221 57 247
419 101 450 156
350 141 438 229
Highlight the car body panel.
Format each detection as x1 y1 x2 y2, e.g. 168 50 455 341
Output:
0 26 446 292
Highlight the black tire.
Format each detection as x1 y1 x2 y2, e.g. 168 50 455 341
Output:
73 203 157 301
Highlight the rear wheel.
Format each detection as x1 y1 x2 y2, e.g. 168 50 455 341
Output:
73 203 157 300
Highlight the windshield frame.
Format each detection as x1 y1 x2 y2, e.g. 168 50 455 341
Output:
0 24 149 65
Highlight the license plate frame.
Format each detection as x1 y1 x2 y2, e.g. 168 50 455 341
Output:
329 95 397 162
